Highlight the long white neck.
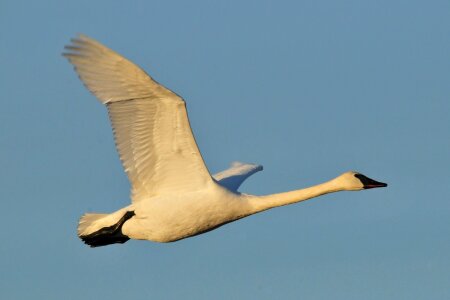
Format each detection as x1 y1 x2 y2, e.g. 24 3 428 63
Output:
246 179 343 215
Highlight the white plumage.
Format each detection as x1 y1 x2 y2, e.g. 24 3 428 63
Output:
213 162 263 192
64 35 387 247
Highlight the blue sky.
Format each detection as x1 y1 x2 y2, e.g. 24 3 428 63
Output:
1 0 449 299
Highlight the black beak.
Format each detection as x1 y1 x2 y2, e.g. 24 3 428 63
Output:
354 174 388 189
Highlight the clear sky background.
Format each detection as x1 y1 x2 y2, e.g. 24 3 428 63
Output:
1 1 449 299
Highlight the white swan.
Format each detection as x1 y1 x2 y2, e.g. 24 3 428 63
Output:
64 35 387 247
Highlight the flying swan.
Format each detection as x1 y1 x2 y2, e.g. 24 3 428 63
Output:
63 35 387 247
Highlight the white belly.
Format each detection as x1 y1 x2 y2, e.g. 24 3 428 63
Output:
122 187 250 242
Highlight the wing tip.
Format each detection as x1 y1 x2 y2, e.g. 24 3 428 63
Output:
231 161 263 171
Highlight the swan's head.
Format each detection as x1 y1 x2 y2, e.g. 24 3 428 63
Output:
335 171 387 191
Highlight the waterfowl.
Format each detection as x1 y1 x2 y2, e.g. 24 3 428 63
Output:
63 35 387 247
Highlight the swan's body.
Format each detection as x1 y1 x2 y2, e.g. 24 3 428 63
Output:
64 35 387 247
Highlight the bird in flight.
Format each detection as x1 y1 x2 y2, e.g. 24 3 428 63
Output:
63 35 387 247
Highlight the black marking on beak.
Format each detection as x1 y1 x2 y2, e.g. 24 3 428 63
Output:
354 174 388 189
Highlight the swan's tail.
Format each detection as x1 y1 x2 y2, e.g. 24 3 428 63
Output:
77 211 135 248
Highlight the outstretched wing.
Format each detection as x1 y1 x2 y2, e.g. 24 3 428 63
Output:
64 35 213 202
213 162 263 192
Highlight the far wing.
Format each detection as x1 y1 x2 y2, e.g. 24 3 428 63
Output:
63 35 213 202
213 162 263 192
